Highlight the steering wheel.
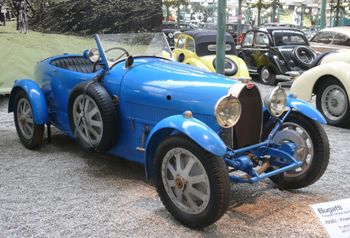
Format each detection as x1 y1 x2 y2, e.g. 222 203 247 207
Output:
105 47 130 62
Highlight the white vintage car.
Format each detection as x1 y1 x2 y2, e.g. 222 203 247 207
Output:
291 50 350 127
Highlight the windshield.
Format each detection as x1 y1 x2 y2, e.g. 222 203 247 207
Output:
97 33 172 68
272 30 308 46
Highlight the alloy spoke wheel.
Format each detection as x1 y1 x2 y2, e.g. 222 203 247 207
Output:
73 95 103 146
161 148 210 215
261 68 270 81
16 98 34 140
277 122 314 177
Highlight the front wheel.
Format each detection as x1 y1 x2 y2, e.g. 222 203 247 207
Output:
155 135 230 229
264 112 329 189
316 78 350 127
259 66 276 85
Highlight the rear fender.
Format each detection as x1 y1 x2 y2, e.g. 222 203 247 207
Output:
287 95 327 124
187 58 212 71
144 113 227 178
8 79 48 125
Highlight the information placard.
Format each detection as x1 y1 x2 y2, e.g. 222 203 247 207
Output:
311 198 350 238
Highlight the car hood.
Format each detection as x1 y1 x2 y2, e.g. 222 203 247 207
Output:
119 58 241 126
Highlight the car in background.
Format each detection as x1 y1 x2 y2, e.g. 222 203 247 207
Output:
291 50 350 127
239 27 317 85
300 27 317 40
309 26 350 53
202 23 252 44
226 23 253 44
162 22 194 48
261 24 317 40
172 31 249 78
262 23 298 28
202 22 217 30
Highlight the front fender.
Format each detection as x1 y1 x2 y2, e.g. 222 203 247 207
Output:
144 113 227 178
290 62 350 102
287 95 327 125
8 79 48 125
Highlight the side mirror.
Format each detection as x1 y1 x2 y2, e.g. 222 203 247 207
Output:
178 53 185 63
125 56 134 68
84 48 100 63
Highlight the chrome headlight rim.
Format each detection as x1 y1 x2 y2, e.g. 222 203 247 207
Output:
264 85 287 117
215 94 242 128
87 48 100 63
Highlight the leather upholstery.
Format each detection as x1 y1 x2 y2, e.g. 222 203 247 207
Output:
51 56 102 73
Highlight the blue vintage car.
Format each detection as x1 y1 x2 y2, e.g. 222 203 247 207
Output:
8 33 329 228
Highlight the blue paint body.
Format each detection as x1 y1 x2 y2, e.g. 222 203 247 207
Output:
287 95 327 125
8 79 48 124
8 35 327 183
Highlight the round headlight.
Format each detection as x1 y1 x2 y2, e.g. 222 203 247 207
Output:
88 48 100 63
215 95 241 128
264 86 287 117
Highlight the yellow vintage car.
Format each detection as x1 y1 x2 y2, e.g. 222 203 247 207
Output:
172 31 250 78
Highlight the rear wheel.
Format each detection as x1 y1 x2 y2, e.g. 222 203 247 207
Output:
14 90 44 149
259 66 276 85
155 135 230 229
316 79 350 127
264 112 329 189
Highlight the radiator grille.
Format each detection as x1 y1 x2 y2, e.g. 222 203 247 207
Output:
219 85 263 149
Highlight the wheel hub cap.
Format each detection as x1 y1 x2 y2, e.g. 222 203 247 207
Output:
73 95 103 146
321 85 348 120
161 148 210 214
273 122 314 177
16 98 34 140
262 69 269 80
175 176 186 190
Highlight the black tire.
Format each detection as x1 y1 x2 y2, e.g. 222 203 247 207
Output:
177 53 185 63
259 66 276 85
154 135 230 229
316 78 350 127
14 90 44 149
291 46 316 70
68 82 119 152
213 57 238 76
262 112 329 189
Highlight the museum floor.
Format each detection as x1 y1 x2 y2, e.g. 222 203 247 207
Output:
0 83 349 237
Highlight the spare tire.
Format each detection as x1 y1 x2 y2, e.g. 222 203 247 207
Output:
68 82 119 152
291 46 316 70
309 50 337 68
213 57 238 76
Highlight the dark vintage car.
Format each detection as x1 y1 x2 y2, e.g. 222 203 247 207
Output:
162 21 194 48
239 27 317 85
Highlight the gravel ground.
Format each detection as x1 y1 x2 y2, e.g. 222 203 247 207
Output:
0 82 349 238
